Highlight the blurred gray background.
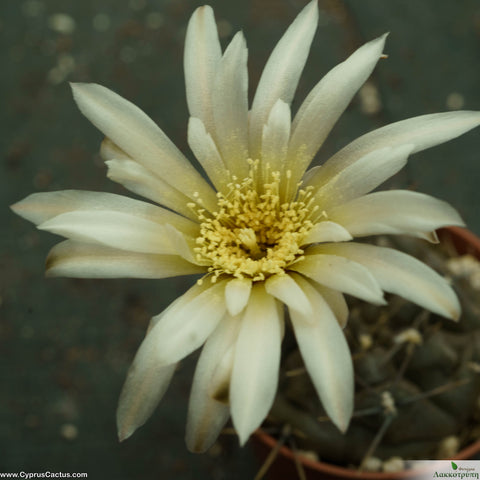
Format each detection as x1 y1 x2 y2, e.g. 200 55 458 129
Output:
2 0 479 479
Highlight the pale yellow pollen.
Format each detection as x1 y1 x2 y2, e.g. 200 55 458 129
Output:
192 164 316 282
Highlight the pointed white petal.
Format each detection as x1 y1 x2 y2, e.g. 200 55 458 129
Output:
131 281 228 374
316 242 461 320
187 370 231 453
249 0 318 158
101 137 198 220
230 284 283 445
308 144 414 210
328 190 465 239
289 276 354 431
105 158 198 221
188 117 228 192
309 280 349 328
261 99 291 177
45 240 205 278
213 31 249 179
288 34 388 182
313 111 480 187
265 274 312 317
11 190 199 235
302 221 353 245
37 210 194 256
70 83 217 210
290 253 385 305
186 315 241 453
225 278 252 316
118 289 204 442
117 360 177 441
12 191 200 260
184 5 222 136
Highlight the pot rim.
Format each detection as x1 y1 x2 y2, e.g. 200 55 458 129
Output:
254 226 480 479
253 430 480 480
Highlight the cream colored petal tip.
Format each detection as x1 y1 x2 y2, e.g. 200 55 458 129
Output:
117 361 177 442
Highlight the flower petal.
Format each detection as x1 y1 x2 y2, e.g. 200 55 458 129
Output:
265 274 313 317
188 117 228 192
208 344 235 403
308 144 414 210
185 314 241 453
11 190 199 236
224 277 252 316
301 221 353 245
312 111 480 187
301 165 321 185
105 158 196 221
311 282 349 328
287 34 387 183
184 5 222 137
328 190 465 240
70 83 217 210
213 31 249 180
103 152 198 221
249 0 318 158
12 190 199 262
316 242 461 320
99 136 130 160
261 99 291 181
37 210 195 257
290 253 385 305
117 359 177 441
230 284 283 445
289 275 354 432
130 281 228 376
45 240 206 278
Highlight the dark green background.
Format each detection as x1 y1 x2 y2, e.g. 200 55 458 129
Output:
2 0 479 479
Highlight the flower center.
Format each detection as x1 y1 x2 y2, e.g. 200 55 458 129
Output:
193 161 316 282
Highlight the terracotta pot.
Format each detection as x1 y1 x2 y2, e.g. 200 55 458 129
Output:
439 226 480 258
252 430 480 480
252 227 480 480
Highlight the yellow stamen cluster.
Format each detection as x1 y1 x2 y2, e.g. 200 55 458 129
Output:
193 162 316 282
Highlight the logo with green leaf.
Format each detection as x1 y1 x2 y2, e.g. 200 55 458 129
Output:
451 461 458 470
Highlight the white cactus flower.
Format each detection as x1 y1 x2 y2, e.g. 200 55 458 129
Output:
11 1 480 452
